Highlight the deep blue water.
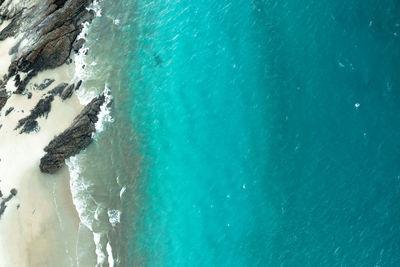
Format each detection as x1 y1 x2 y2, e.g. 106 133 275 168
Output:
84 0 400 265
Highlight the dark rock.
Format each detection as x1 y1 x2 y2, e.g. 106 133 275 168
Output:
106 97 113 108
15 71 37 94
1 0 95 93
14 74 21 87
37 78 55 90
61 84 74 100
5 106 13 116
20 120 39 134
0 89 7 112
0 188 18 219
49 83 68 96
40 94 105 173
15 95 54 134
72 38 86 52
27 92 32 99
75 80 82 91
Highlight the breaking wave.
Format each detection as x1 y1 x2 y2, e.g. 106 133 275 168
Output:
67 1 118 266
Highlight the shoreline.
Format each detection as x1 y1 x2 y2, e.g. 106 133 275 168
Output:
0 63 84 266
0 1 102 266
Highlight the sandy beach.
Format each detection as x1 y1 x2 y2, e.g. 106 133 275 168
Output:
0 0 105 265
0 61 85 266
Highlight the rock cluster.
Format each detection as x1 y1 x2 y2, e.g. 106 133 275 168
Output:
40 94 105 173
0 0 94 93
36 79 55 91
0 188 18 219
4 106 13 116
0 89 7 112
15 95 54 134
14 79 83 134
48 82 76 100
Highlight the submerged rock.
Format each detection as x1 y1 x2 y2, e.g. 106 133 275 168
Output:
40 94 106 173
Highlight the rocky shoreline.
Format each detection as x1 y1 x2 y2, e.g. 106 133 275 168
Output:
0 0 107 174
40 93 105 173
0 1 108 265
0 188 17 219
1 0 94 93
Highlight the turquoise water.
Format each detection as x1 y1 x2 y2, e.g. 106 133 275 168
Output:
79 0 400 265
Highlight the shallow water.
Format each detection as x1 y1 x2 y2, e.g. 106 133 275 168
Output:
75 0 400 266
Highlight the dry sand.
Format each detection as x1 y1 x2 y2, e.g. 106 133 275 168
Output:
0 60 85 266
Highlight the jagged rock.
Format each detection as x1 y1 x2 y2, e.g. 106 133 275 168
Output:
15 71 37 94
0 0 95 93
10 189 17 196
49 82 68 96
37 78 55 90
0 189 18 219
40 94 105 173
15 95 54 133
0 89 7 111
20 120 39 134
72 38 85 52
75 80 82 91
14 74 21 87
5 106 13 116
61 84 74 100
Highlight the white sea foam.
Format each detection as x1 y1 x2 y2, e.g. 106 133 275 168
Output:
68 156 113 267
93 232 107 265
94 85 114 136
120 186 127 198
73 21 92 92
73 0 103 104
66 156 96 231
68 2 119 266
107 209 121 227
88 0 103 17
107 242 115 267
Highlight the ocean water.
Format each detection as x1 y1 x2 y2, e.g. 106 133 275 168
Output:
73 0 400 266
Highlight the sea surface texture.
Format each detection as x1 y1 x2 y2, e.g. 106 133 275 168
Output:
75 0 400 266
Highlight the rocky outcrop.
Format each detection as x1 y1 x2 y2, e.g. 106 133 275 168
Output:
0 188 18 219
15 95 54 134
61 84 74 100
0 89 7 112
0 0 94 93
40 94 105 173
35 79 55 91
49 82 78 100
4 106 13 116
75 80 82 91
49 82 68 96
